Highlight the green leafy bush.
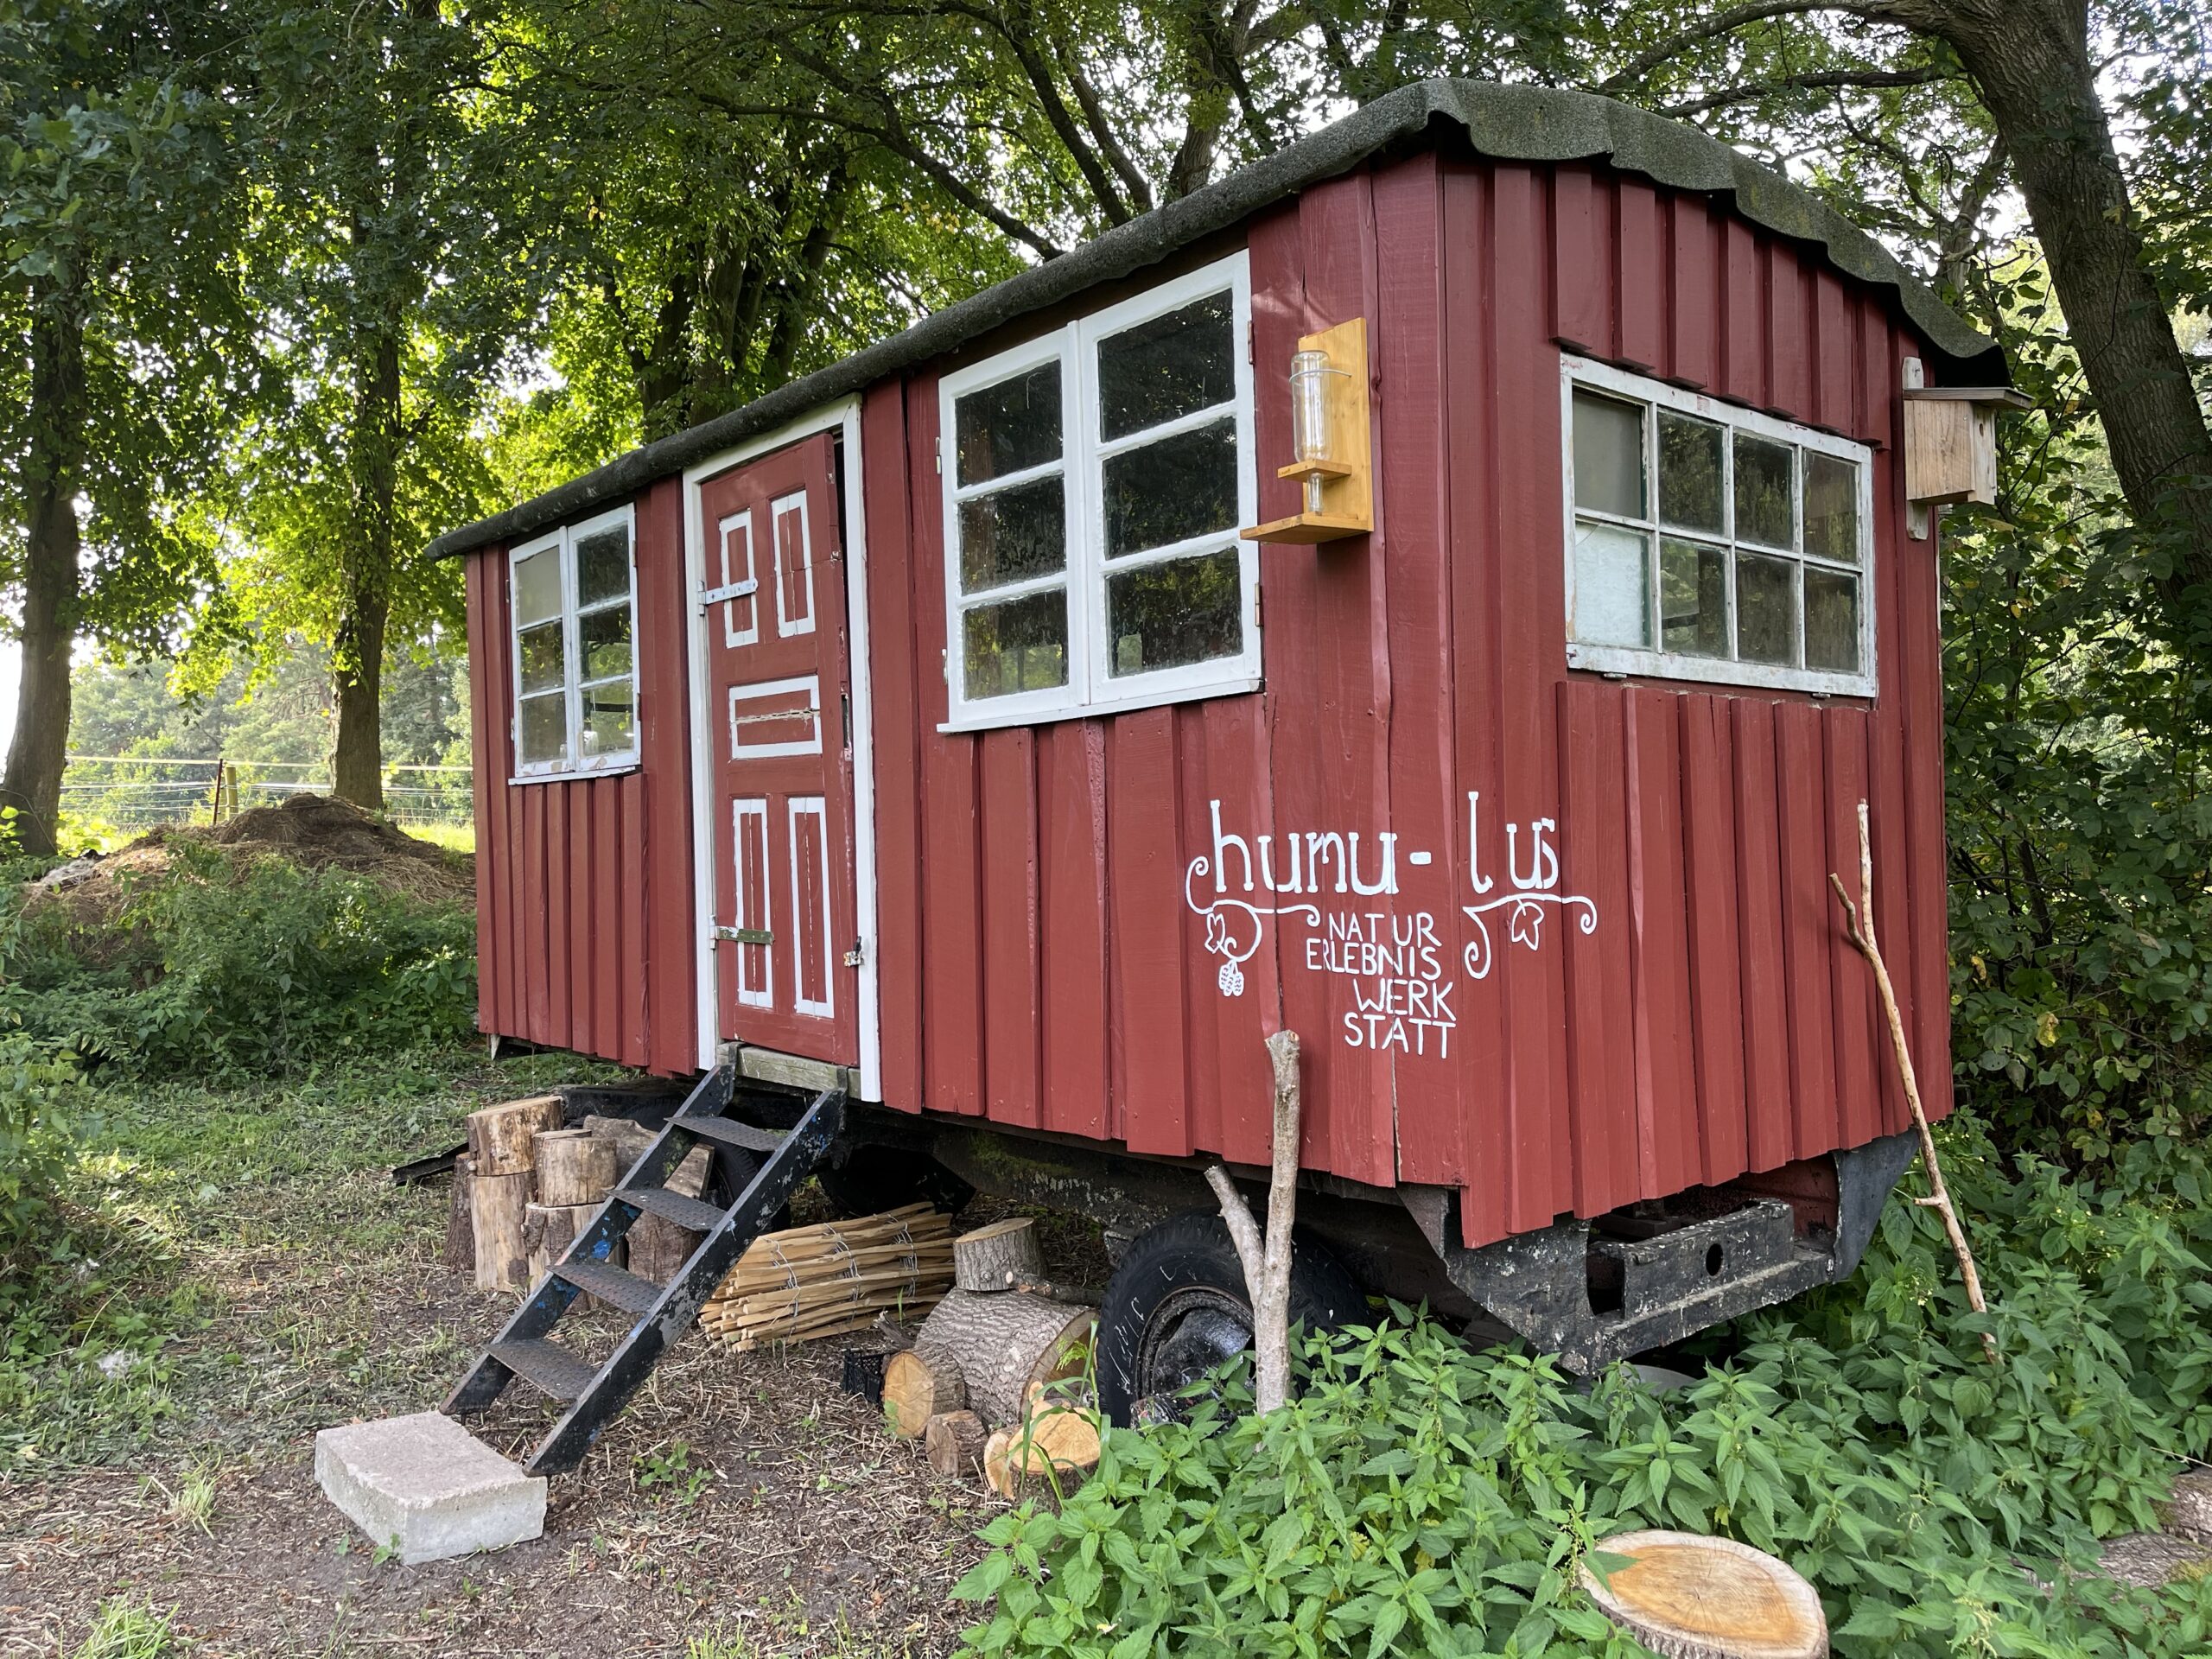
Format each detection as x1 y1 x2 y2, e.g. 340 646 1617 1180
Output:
956 1131 2212 1659
0 1027 88 1262
4 842 476 1078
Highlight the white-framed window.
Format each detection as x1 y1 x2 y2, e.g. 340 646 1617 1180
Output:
938 251 1258 732
1561 356 1876 697
509 503 640 778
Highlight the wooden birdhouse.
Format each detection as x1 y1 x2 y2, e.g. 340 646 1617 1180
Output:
1903 382 2029 508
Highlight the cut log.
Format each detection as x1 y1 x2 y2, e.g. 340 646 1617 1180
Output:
667 1143 712 1198
884 1348 968 1436
442 1154 476 1275
470 1170 532 1293
982 1419 1095 1503
583 1113 658 1179
467 1096 563 1178
1577 1530 1827 1659
954 1217 1045 1294
524 1201 601 1295
533 1128 615 1206
628 1213 701 1287
1023 1381 1103 1471
925 1409 988 1478
913 1289 1096 1427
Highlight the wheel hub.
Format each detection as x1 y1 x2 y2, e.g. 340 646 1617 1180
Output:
1137 1284 1254 1398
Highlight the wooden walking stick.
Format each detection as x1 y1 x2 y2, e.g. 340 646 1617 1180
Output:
1205 1028 1302 1414
1829 800 1995 1357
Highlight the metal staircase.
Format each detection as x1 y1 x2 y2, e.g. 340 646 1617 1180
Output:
443 1066 844 1474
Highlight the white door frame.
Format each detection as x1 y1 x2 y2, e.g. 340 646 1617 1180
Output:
682 397 881 1101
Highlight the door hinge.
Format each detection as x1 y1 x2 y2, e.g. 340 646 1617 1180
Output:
843 939 866 968
715 925 774 945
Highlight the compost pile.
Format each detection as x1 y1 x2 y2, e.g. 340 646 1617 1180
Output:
29 793 473 921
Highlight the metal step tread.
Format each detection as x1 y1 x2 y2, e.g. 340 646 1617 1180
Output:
679 1114 785 1154
554 1256 664 1315
621 1184 726 1232
492 1338 598 1402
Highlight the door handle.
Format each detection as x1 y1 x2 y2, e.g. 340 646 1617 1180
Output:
715 925 774 945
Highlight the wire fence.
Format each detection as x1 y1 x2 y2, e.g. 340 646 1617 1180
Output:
61 754 474 835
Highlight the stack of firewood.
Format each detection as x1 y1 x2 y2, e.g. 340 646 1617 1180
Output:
880 1217 1104 1501
445 1097 709 1297
698 1204 955 1350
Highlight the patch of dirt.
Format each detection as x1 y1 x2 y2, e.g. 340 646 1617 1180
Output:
0 1171 1113 1658
35 794 473 922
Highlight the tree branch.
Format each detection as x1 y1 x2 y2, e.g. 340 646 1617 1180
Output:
1597 0 1839 92
1658 66 1953 118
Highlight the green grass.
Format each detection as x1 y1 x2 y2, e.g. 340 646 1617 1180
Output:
68 1598 183 1658
399 819 475 854
0 1046 628 1475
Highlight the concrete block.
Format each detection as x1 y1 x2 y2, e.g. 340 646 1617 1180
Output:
315 1412 545 1565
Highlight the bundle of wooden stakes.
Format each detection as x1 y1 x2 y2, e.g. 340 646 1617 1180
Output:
699 1204 955 1351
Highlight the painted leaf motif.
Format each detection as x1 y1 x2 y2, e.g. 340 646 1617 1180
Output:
1510 901 1543 949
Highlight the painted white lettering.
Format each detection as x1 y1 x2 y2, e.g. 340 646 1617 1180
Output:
1508 817 1560 892
1467 791 1494 894
1209 799 1252 894
1347 832 1398 896
1306 831 1346 894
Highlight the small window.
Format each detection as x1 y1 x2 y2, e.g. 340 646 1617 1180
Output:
939 252 1257 730
509 505 639 778
1562 358 1873 696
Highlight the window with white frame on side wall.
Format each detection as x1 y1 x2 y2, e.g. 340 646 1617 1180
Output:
938 251 1259 732
1561 355 1877 698
508 503 639 779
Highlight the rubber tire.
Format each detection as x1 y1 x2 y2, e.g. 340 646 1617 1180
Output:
1096 1209 1365 1427
816 1142 975 1219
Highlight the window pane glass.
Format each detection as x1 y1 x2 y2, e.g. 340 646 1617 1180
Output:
963 588 1069 699
956 365 1061 486
1736 552 1797 664
1660 538 1728 658
1572 519 1649 647
1657 411 1725 534
581 677 634 757
1804 452 1860 565
1097 291 1236 441
514 548 561 626
1102 418 1236 557
1573 391 1644 518
958 476 1065 592
1106 549 1243 677
1805 568 1861 671
580 604 631 682
1734 434 1795 548
519 691 567 764
518 620 564 694
577 527 629 606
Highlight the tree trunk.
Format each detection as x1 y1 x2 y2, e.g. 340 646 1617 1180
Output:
3 299 87 856
333 319 402 812
1867 0 2212 632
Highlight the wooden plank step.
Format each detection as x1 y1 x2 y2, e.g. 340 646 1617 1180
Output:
554 1257 663 1315
680 1116 785 1154
622 1185 724 1232
491 1338 597 1403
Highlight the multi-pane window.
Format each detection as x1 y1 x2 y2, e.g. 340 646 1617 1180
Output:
1562 357 1874 696
510 505 639 777
941 252 1258 730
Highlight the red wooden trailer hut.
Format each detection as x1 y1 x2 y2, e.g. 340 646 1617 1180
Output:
432 80 2011 1431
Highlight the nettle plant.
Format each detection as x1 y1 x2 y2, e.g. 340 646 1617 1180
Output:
955 1132 2212 1659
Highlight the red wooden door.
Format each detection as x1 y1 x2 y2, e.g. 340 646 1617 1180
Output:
697 435 860 1065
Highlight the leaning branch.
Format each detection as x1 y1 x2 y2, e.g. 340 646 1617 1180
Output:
1658 66 1953 118
1597 0 1837 92
1829 800 1997 1360
1204 1028 1302 1414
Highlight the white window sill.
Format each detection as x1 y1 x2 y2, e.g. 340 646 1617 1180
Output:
507 758 644 785
1566 641 1875 699
940 674 1262 734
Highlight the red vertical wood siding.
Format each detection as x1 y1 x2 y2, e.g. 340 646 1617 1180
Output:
467 141 1955 1246
465 477 696 1074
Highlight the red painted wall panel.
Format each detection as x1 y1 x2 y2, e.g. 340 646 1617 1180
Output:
467 141 1957 1248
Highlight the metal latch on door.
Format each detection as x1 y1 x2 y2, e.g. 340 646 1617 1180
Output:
715 925 774 945
697 578 759 609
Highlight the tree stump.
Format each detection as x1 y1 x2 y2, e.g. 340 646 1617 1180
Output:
912 1289 1096 1427
954 1217 1045 1294
442 1154 476 1275
1021 1382 1102 1474
467 1096 563 1178
584 1113 658 1179
628 1215 700 1286
925 1409 988 1478
471 1171 532 1293
1577 1530 1827 1659
524 1201 604 1302
533 1128 615 1206
884 1348 968 1436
